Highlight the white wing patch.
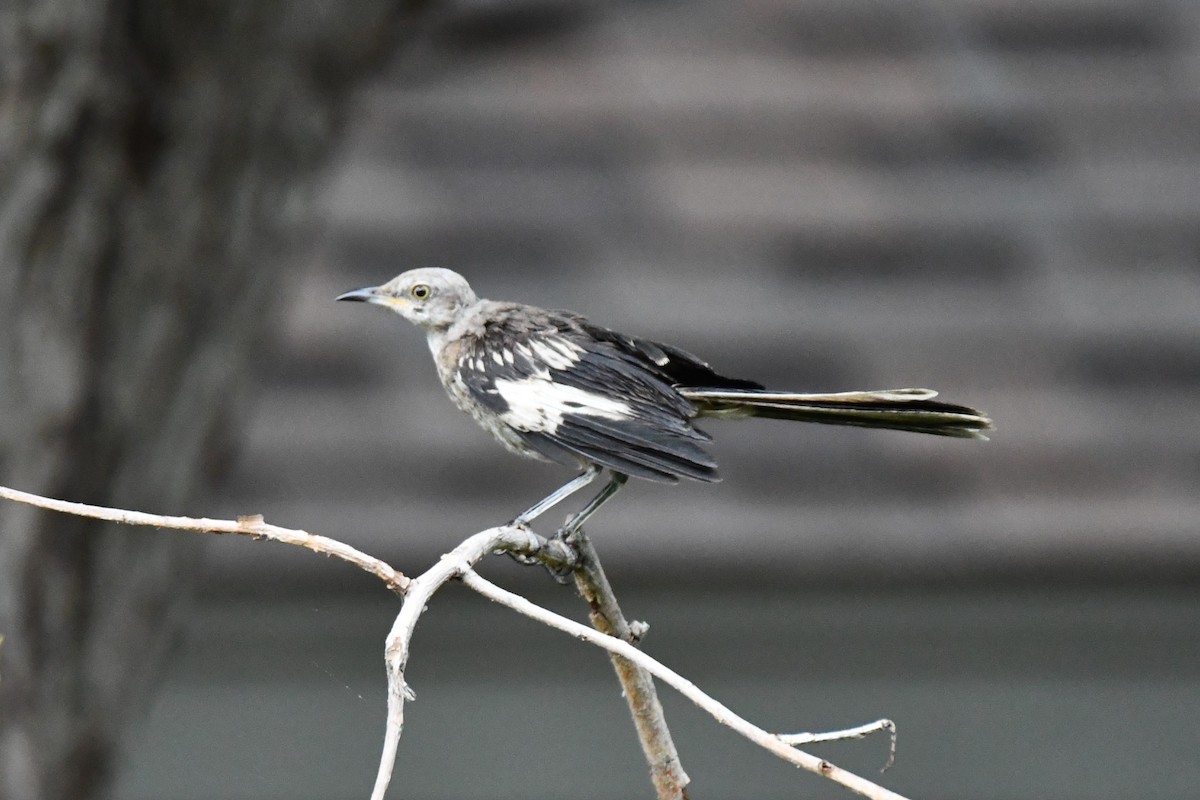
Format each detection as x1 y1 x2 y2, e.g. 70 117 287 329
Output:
529 338 581 370
494 376 631 433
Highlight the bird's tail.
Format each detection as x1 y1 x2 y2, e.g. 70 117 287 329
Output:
680 387 993 439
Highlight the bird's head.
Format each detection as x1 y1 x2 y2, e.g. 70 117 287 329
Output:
337 268 479 331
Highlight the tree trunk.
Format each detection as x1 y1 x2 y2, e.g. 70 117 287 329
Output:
0 3 425 798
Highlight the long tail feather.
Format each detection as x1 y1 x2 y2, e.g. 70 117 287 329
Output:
680 387 993 439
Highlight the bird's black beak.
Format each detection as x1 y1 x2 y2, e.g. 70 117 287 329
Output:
336 287 377 303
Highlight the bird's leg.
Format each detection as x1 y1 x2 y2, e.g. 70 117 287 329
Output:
558 471 628 538
510 464 602 528
506 469 627 584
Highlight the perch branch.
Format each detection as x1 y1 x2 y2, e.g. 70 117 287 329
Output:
1 485 908 800
567 530 690 798
488 528 689 798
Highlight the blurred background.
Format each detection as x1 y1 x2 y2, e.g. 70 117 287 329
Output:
3 1 1199 799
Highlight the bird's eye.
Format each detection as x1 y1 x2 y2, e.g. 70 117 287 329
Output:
410 284 431 300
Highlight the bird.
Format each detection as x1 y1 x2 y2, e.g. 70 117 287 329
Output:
337 268 992 537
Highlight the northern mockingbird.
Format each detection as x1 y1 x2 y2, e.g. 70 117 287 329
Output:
338 268 991 536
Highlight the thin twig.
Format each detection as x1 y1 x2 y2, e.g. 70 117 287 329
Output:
460 569 911 800
781 719 897 771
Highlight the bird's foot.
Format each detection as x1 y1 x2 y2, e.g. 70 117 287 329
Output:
503 548 541 566
499 525 577 583
542 528 577 584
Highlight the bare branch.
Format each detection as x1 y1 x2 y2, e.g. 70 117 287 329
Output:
371 526 546 800
0 485 409 593
460 569 911 800
1 485 910 800
471 527 691 798
567 531 690 798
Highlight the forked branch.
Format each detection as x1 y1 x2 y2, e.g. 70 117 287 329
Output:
461 569 905 800
0 485 908 800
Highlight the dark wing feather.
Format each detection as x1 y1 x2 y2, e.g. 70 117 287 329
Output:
584 322 992 439
581 322 763 391
457 307 720 483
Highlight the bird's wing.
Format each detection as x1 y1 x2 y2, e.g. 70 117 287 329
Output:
581 322 764 391
456 308 719 482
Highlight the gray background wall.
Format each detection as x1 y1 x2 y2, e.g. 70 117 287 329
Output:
115 1 1200 798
